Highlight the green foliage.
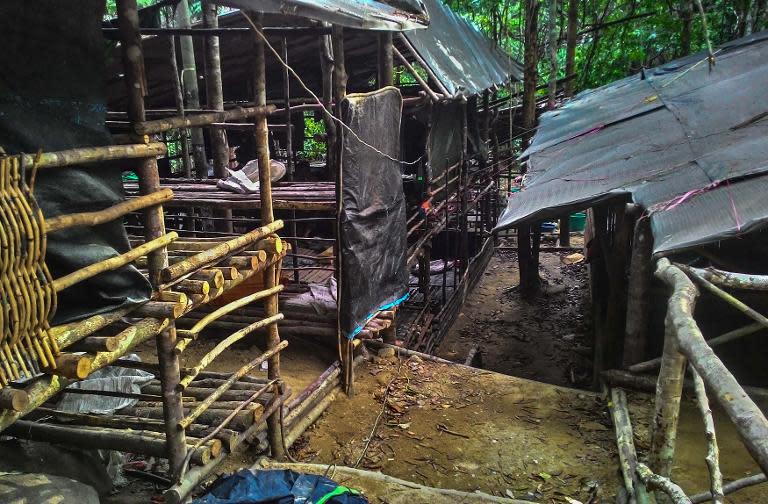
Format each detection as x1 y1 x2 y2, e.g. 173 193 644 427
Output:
302 113 326 160
442 0 766 93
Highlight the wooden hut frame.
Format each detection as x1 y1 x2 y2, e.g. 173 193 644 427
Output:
604 258 768 504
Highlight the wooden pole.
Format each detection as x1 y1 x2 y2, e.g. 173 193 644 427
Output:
252 15 285 461
174 0 207 174
657 259 768 475
393 47 440 103
24 143 166 170
116 0 186 480
282 36 300 284
203 0 233 233
649 313 687 490
331 24 353 397
46 189 173 233
636 463 692 504
378 32 394 87
689 365 724 504
167 34 193 178
319 23 336 178
623 216 653 366
608 387 651 504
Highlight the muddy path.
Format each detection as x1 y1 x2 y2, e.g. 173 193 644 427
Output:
437 239 594 388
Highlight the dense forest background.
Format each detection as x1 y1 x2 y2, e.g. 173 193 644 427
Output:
446 0 767 93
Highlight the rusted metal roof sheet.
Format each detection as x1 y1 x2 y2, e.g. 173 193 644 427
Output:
214 0 429 31
494 31 768 254
404 0 522 96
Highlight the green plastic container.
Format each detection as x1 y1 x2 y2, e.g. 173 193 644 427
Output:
569 212 587 232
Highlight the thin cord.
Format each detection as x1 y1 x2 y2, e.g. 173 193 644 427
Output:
240 11 422 166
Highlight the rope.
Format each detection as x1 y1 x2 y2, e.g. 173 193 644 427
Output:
240 12 422 167
0 154 58 390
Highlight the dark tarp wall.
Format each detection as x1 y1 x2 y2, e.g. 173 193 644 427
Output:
339 88 409 338
0 0 152 324
495 31 768 255
427 99 463 199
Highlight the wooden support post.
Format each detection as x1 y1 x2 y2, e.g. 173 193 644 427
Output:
252 15 285 461
282 36 300 284
378 32 394 88
623 216 653 366
319 24 336 179
116 0 186 480
331 24 353 396
559 216 571 247
174 0 206 175
167 34 193 178
203 0 233 233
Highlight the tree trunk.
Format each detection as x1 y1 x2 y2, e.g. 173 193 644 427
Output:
522 0 540 149
564 0 579 97
547 0 559 110
680 0 693 56
519 0 541 294
203 1 233 233
174 0 206 176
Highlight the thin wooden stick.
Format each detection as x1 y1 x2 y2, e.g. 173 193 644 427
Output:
689 473 766 504
45 189 173 233
178 315 284 389
393 47 440 102
179 343 287 428
689 364 724 504
179 284 284 338
52 233 177 292
23 143 166 170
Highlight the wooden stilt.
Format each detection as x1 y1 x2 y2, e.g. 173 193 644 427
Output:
116 0 187 480
251 14 285 461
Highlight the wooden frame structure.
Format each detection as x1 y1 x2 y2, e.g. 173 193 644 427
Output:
603 258 768 503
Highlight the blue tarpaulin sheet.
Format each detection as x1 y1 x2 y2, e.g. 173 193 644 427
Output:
193 469 368 504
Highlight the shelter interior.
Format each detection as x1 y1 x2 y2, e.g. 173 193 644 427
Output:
1 1 767 503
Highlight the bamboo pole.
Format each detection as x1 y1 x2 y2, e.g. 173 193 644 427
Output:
251 13 285 461
160 220 283 282
52 233 177 292
689 365 724 504
22 143 166 170
45 189 173 233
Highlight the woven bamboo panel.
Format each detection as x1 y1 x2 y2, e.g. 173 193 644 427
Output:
0 155 58 387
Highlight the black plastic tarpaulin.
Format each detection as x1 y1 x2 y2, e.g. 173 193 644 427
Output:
404 0 522 96
339 88 409 338
0 0 152 324
494 31 768 254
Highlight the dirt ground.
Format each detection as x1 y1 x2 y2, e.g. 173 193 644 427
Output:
292 354 765 504
437 236 593 388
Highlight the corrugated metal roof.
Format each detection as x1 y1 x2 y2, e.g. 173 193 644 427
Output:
404 0 522 95
495 31 768 254
214 0 429 31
